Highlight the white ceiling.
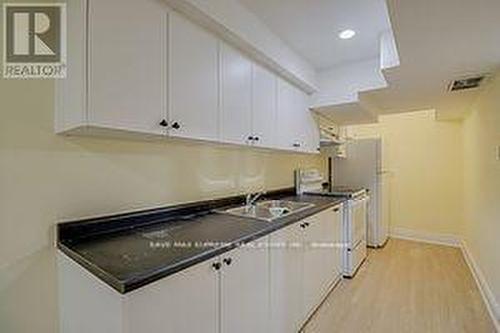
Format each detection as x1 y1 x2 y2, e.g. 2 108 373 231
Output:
238 0 500 121
364 0 500 119
238 0 392 70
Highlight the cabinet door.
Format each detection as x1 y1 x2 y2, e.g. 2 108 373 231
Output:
252 64 277 148
331 206 344 278
270 222 304 333
169 12 219 141
88 0 166 135
303 109 320 154
277 78 303 151
293 91 319 154
309 118 321 153
316 207 343 285
220 43 253 145
302 214 327 319
295 91 311 153
220 241 269 333
126 260 219 333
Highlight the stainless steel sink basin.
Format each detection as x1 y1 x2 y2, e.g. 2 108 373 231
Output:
217 200 315 222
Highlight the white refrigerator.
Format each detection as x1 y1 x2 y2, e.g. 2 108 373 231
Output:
331 138 390 247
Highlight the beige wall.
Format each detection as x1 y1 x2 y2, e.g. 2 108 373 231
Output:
346 110 464 238
0 77 324 332
463 73 500 320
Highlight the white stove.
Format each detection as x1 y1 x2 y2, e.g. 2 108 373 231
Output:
295 169 368 278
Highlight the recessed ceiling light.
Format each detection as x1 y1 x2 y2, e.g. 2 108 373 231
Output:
339 29 356 40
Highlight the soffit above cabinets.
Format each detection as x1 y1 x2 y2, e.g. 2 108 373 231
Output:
314 99 378 126
310 58 389 125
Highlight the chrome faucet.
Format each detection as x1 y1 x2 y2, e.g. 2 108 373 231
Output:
245 190 266 207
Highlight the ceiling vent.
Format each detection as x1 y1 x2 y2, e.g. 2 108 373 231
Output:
448 75 487 92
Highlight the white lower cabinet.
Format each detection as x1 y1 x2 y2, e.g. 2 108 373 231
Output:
220 244 269 333
59 207 343 333
129 242 270 333
270 221 304 333
302 213 328 318
129 243 270 333
270 205 344 332
127 259 219 333
325 206 344 281
302 207 343 318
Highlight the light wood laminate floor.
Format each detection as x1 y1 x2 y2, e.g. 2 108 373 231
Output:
303 239 496 333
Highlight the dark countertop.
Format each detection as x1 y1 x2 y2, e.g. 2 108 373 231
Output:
57 189 345 294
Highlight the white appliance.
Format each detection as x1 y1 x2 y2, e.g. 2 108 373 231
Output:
332 138 390 248
295 169 368 278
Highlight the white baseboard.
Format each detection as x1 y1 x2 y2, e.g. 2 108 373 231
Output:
460 241 500 332
389 227 461 247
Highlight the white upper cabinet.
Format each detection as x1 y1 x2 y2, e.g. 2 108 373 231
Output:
277 78 302 150
299 99 321 154
251 64 278 148
220 43 253 145
87 0 167 135
277 78 320 153
308 115 321 153
168 11 219 141
55 2 319 153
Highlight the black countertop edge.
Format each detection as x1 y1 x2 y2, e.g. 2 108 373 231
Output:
57 187 296 244
57 189 346 294
58 243 130 293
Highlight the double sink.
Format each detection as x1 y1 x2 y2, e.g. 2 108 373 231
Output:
216 200 315 222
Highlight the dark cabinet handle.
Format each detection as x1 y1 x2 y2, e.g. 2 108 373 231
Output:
293 143 300 148
254 136 260 141
248 136 254 141
212 262 222 271
333 208 340 212
171 122 181 130
304 222 310 227
300 223 306 229
223 258 232 266
159 119 168 127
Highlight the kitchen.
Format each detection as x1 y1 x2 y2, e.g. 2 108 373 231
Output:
1 0 499 333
